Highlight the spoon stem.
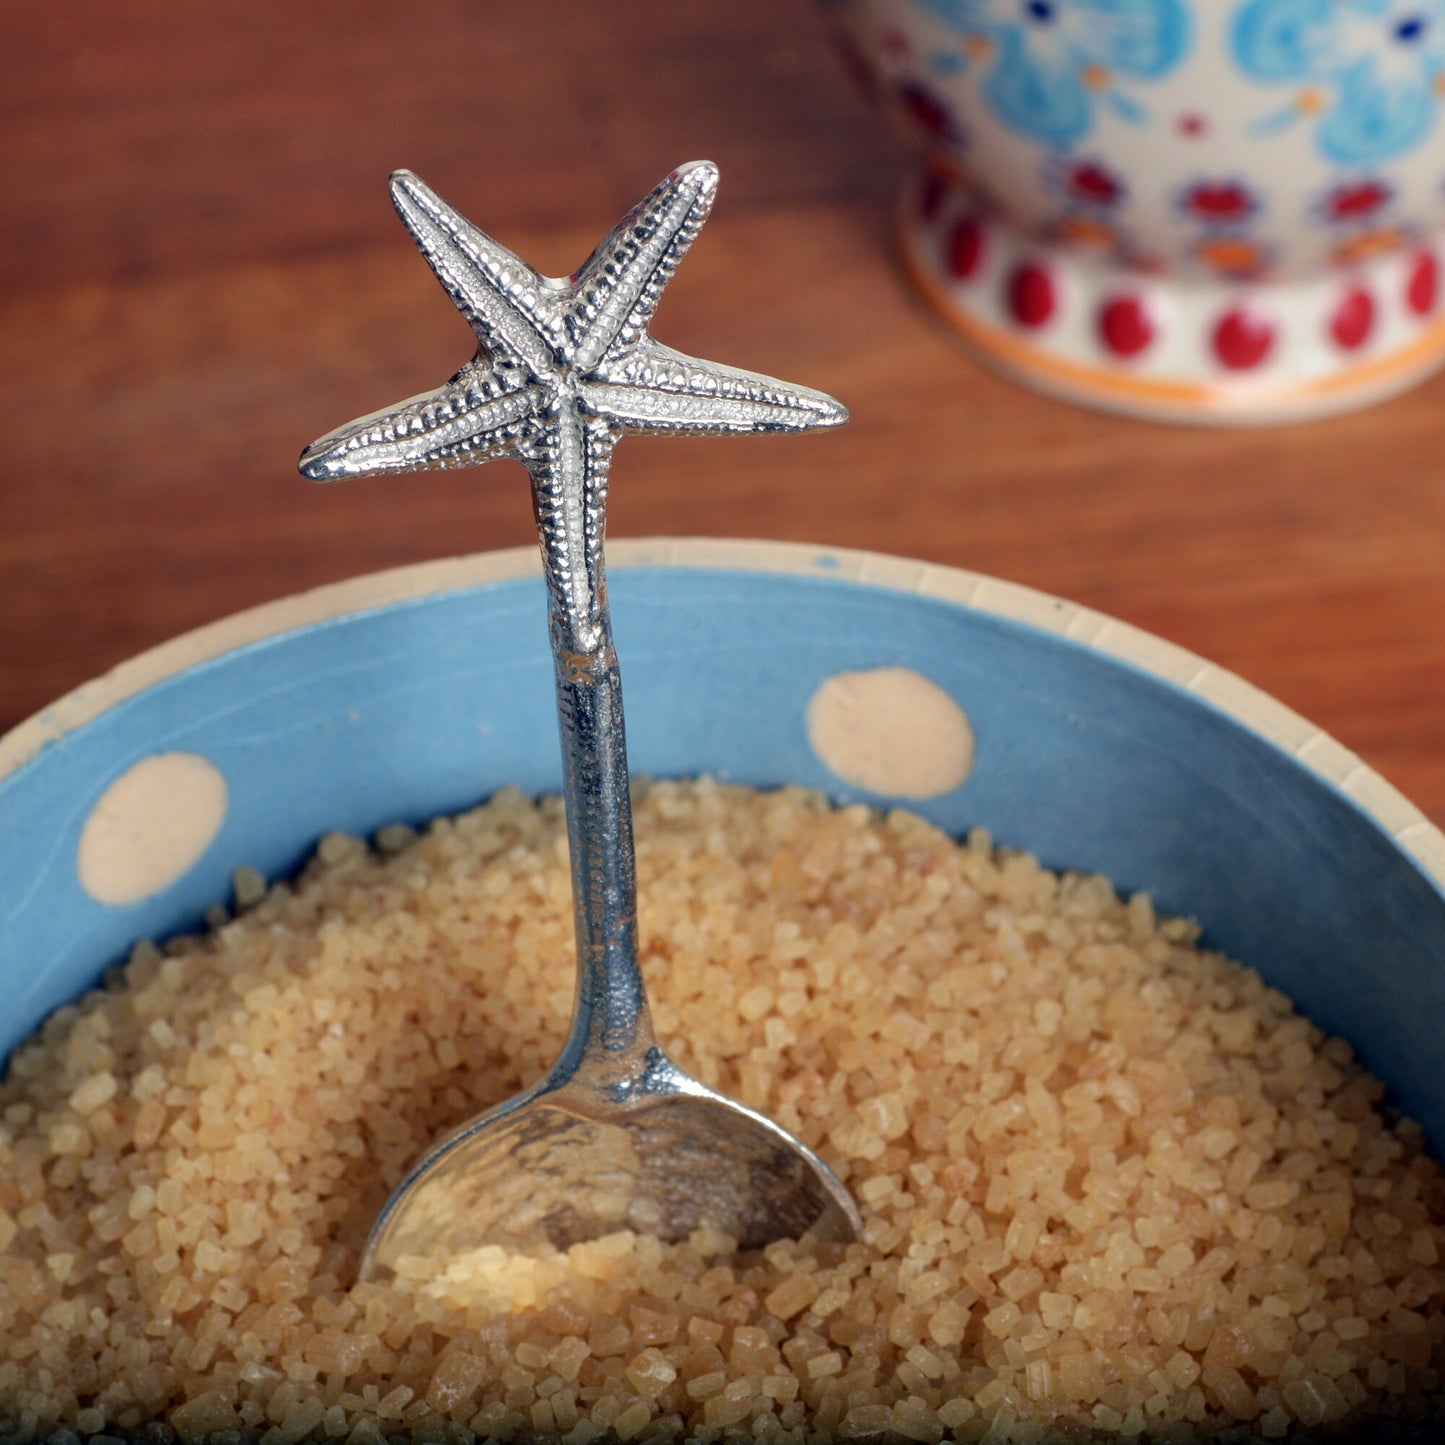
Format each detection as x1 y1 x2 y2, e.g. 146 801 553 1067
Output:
531 431 657 1091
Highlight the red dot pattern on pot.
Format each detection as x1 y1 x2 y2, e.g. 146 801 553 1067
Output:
1007 262 1056 328
925 204 1443 382
1098 295 1155 358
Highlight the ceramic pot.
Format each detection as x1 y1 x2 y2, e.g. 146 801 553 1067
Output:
822 0 1445 421
4 540 1444 1151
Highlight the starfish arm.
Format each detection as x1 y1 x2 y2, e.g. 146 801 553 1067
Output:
581 341 848 438
566 162 719 372
390 171 560 379
299 361 546 480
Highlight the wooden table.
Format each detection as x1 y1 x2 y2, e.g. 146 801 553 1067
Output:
3 0 1442 828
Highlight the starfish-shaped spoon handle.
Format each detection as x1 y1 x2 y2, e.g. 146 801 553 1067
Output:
301 161 845 1079
301 165 858 1266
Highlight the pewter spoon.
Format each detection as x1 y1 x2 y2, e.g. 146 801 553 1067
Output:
299 162 860 1277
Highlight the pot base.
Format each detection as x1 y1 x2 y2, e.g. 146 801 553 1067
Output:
901 167 1445 426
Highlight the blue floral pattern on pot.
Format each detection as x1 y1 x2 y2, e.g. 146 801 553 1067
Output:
1233 0 1445 163
912 0 1192 144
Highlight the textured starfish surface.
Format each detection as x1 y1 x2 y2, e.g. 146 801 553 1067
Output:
300 162 846 648
299 162 846 485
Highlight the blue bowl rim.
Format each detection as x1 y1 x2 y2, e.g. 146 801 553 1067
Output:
2 536 1442 898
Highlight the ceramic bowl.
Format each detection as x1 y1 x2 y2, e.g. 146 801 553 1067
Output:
821 0 1445 422
3 539 1443 1166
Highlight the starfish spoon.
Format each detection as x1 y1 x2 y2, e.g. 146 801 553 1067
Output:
301 163 859 1280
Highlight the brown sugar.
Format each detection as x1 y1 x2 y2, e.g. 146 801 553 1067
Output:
1 779 1442 1440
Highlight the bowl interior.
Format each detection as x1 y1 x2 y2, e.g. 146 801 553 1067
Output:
3 546 1442 1149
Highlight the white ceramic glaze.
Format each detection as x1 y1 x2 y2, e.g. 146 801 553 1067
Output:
823 0 1445 420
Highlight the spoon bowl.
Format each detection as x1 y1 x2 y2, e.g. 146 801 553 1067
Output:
361 1050 860 1279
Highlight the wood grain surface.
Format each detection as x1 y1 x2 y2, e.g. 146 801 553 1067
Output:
3 1 1442 827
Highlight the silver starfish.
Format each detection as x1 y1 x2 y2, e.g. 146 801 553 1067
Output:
299 166 859 1272
300 161 845 650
